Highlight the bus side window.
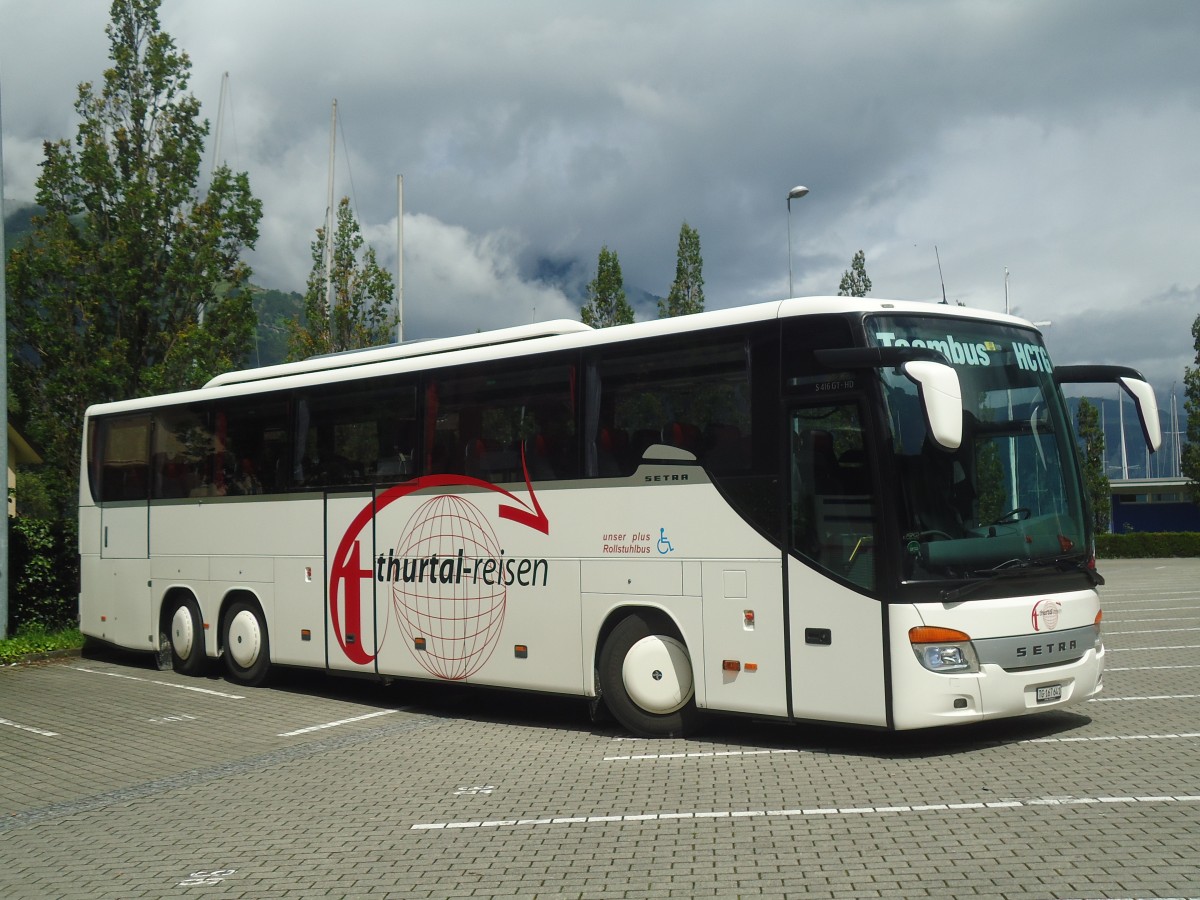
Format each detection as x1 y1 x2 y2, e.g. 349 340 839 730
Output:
590 337 751 477
219 400 289 495
294 379 417 489
152 406 212 498
96 415 151 502
790 404 876 592
427 363 578 482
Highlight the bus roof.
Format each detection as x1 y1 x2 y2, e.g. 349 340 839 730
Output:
87 297 1035 418
204 319 594 388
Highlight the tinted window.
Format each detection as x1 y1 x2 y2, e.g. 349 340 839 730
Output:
152 405 213 498
587 336 750 477
218 398 289 495
425 362 578 482
94 415 151 502
790 403 876 591
294 378 418 488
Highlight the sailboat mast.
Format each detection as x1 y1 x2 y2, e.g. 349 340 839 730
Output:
325 100 337 343
397 174 404 343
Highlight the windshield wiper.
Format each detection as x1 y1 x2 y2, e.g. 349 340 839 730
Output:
940 555 1101 603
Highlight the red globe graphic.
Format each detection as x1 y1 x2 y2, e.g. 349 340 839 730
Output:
390 494 506 680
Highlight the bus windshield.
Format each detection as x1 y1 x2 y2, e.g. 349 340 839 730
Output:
867 315 1088 584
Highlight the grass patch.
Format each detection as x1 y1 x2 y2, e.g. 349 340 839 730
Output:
0 624 84 665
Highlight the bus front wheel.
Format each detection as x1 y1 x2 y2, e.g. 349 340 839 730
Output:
165 596 206 676
599 613 699 738
222 599 272 687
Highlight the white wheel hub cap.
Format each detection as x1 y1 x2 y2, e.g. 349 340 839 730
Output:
171 606 195 659
227 610 262 669
622 635 693 715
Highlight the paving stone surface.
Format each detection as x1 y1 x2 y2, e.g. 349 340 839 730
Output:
1 559 1197 898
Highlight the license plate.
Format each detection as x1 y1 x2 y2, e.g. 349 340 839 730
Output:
1036 684 1062 703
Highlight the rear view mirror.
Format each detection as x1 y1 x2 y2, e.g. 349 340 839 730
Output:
903 360 962 451
1054 365 1162 452
1118 376 1163 452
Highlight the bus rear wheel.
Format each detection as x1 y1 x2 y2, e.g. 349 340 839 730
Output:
599 612 699 738
222 598 272 687
165 596 206 676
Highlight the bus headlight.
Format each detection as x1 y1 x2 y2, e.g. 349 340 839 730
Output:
909 626 979 674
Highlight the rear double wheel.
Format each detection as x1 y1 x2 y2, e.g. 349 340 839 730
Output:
160 595 206 676
222 598 272 687
599 612 699 738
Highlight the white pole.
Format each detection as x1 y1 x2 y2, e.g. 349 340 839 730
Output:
396 174 404 343
1119 386 1129 480
325 100 337 341
211 71 229 181
1172 387 1181 477
786 185 807 298
199 71 230 327
0 79 10 637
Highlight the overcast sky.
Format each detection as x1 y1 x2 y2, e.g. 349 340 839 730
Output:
3 1 1198 416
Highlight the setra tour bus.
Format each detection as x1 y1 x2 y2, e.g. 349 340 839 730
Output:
79 297 1161 736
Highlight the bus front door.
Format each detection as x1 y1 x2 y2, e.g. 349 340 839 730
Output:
786 401 887 727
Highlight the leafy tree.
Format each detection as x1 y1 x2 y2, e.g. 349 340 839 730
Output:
252 288 303 367
1182 315 1200 501
6 0 261 517
658 222 704 318
581 245 633 328
974 441 1007 526
1077 398 1111 531
837 249 872 298
288 197 396 359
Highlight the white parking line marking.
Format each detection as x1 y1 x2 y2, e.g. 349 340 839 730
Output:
1106 615 1200 623
0 717 58 737
1024 733 1200 743
410 793 1200 831
1107 664 1200 671
70 667 245 699
1091 694 1200 702
1103 592 1200 601
278 709 397 736
1105 626 1200 635
605 748 799 762
1108 644 1200 652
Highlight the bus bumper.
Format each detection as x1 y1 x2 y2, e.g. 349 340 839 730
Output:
890 643 1105 730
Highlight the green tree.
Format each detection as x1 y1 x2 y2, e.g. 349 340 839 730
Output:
837 249 872 298
1077 397 1111 531
658 222 704 318
287 197 396 360
6 0 261 517
581 245 633 328
1182 315 1200 501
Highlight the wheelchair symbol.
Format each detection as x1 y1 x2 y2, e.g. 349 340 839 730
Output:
657 528 674 555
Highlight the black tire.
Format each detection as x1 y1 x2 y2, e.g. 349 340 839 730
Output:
166 596 206 676
599 612 699 738
222 598 272 687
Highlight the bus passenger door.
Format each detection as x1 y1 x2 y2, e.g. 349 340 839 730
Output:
325 492 381 674
785 401 887 726
94 414 152 649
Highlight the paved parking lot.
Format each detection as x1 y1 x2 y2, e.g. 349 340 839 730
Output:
1 558 1198 899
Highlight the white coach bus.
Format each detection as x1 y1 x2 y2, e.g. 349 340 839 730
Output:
79 297 1161 736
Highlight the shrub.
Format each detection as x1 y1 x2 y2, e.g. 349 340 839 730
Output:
0 624 83 664
1095 532 1200 558
7 517 79 632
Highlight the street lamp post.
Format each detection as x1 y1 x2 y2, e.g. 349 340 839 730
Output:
787 185 809 297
